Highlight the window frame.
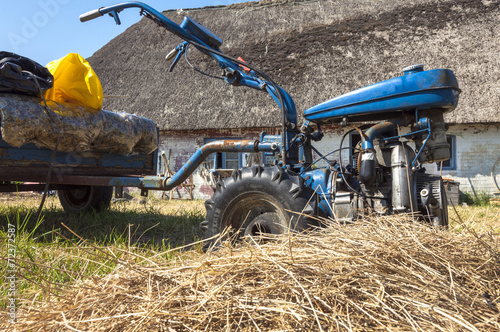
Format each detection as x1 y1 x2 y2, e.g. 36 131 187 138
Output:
437 134 456 171
204 138 243 170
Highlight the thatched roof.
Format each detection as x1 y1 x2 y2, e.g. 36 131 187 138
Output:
89 0 500 131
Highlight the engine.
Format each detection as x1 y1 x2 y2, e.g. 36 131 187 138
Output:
331 110 450 226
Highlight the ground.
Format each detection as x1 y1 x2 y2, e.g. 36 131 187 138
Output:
0 192 499 331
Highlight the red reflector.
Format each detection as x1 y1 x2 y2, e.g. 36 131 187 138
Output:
237 56 251 73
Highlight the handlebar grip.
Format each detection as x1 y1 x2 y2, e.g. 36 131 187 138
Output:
79 8 102 22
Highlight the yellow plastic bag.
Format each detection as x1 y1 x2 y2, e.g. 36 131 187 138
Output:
44 53 103 110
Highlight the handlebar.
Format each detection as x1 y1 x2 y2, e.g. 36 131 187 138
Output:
79 2 298 164
80 2 208 47
79 8 103 22
79 3 253 82
167 42 188 72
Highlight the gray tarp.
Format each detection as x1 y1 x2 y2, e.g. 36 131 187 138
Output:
0 93 157 155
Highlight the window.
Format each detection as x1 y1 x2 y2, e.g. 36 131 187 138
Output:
224 152 240 169
437 135 456 170
204 138 243 170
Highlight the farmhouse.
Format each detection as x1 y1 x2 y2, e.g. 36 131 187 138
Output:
89 0 500 199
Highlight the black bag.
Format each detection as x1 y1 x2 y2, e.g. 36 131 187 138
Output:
0 51 53 97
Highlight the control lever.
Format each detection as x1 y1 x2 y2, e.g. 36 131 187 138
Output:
166 41 188 72
165 48 178 61
108 10 122 25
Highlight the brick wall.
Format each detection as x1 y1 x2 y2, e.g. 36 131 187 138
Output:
156 123 500 200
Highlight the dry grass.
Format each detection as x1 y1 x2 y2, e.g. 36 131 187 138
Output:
450 205 500 235
5 209 499 331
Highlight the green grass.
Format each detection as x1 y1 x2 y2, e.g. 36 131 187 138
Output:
459 191 492 206
0 193 205 307
0 193 205 246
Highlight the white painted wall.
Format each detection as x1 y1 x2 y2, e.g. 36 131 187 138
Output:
157 128 279 200
433 123 500 195
157 132 213 200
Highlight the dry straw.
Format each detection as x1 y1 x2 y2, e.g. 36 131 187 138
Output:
8 215 500 331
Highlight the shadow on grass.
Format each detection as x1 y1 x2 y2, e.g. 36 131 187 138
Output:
0 195 206 306
0 195 205 249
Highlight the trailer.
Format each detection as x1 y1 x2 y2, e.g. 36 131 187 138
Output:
0 93 164 212
0 92 265 213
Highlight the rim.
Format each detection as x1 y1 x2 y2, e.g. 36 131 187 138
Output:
224 193 288 238
64 186 92 208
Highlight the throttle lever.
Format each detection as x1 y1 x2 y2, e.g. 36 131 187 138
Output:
169 52 183 72
108 10 122 25
167 41 188 72
165 48 178 61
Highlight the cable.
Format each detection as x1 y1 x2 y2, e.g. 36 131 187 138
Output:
180 40 286 119
338 128 356 172
25 71 61 220
184 39 289 166
184 45 224 80
338 127 389 201
145 13 291 166
299 146 357 174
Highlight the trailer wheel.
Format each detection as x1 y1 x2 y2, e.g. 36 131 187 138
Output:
58 186 113 213
200 165 317 251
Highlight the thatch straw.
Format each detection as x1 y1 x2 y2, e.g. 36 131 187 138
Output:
91 0 500 130
7 215 500 331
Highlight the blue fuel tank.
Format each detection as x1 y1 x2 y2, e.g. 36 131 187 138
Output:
304 66 460 124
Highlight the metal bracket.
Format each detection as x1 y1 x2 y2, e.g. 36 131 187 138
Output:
108 10 122 25
115 186 124 198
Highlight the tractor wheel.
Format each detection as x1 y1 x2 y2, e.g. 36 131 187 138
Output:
200 165 317 251
58 185 113 213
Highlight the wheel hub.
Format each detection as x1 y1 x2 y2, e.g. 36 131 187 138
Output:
244 212 282 237
69 188 89 200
